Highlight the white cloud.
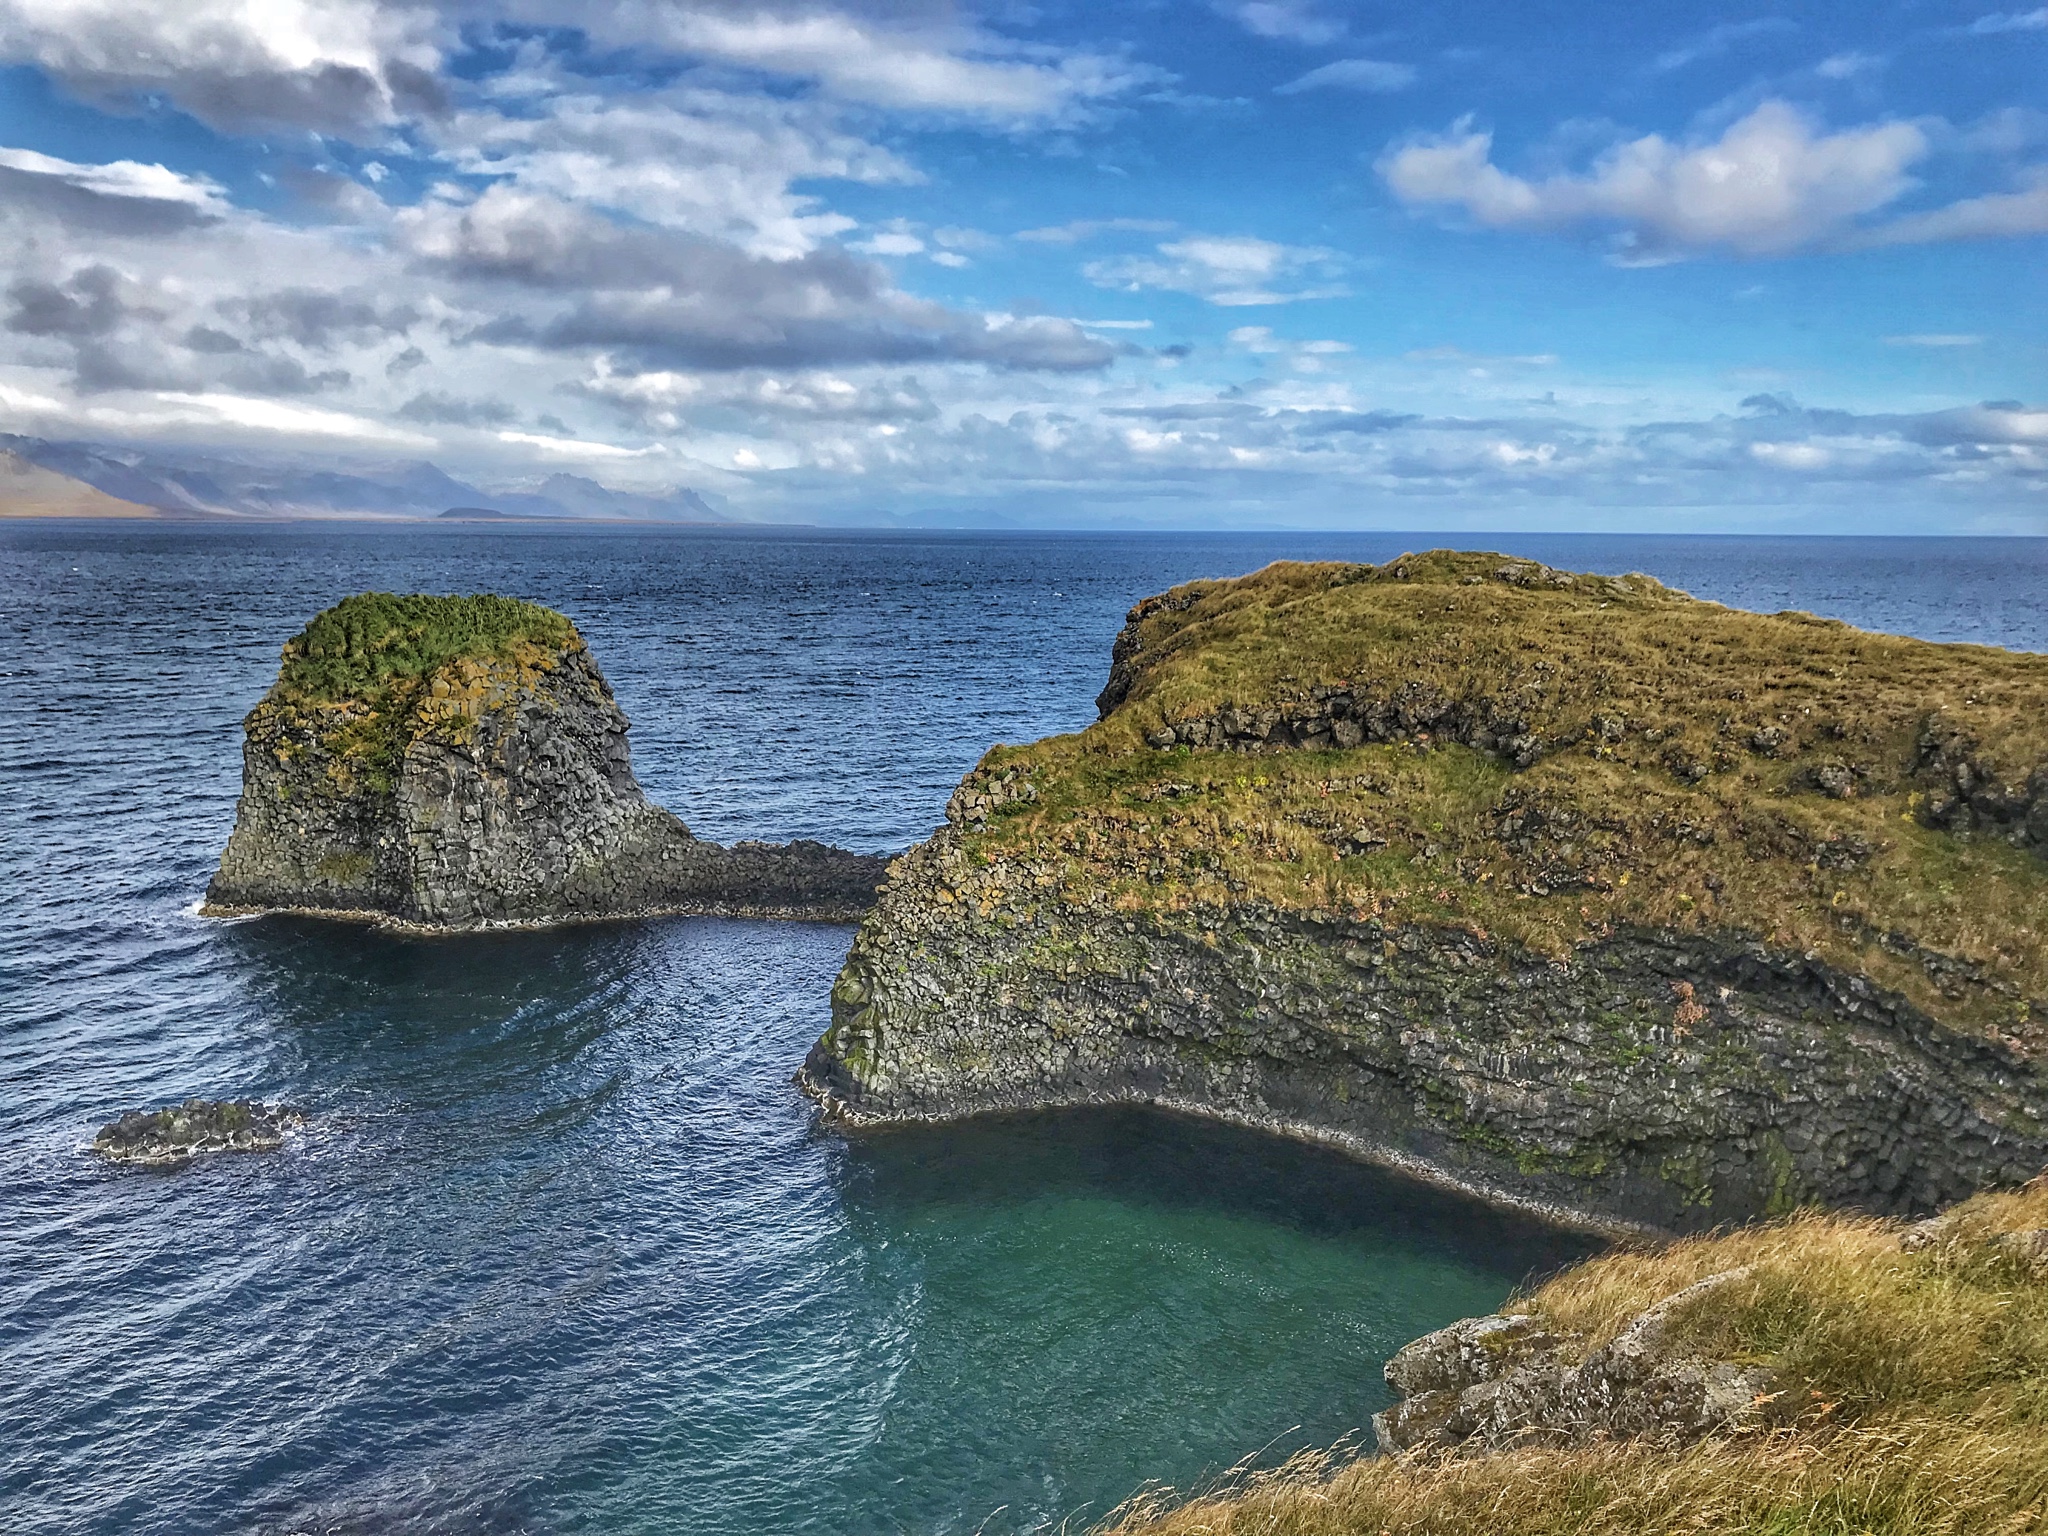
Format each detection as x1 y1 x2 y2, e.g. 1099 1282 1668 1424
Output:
1227 325 1352 371
1016 217 1177 244
851 230 926 256
157 391 434 444
1816 51 1884 79
437 90 911 258
1652 18 1796 73
1968 8 2048 33
1883 333 1983 346
1086 234 1345 305
0 146 231 214
1380 101 1929 260
0 0 443 135
495 428 661 459
1275 58 1416 94
1751 439 1832 470
580 7 1142 122
1218 1 1345 45
1855 171 2048 245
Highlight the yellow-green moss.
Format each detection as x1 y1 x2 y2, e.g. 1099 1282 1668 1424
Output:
257 592 581 793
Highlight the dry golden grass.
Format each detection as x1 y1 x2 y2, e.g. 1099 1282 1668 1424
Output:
1100 1181 2048 1536
954 553 2048 1038
1101 1423 2048 1536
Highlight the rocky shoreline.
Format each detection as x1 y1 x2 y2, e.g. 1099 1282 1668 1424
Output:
798 861 2047 1234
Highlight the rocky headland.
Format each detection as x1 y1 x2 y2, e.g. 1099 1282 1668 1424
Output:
205 593 886 928
801 553 2048 1234
94 1099 304 1165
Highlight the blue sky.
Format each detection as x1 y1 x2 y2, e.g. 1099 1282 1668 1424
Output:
0 0 2041 529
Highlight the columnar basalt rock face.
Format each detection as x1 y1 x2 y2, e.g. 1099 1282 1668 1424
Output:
802 554 2048 1233
206 594 886 927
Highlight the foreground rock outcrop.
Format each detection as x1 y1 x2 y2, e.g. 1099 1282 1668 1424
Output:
802 554 2048 1232
1098 1177 2048 1536
1373 1269 1772 1453
205 593 885 927
95 1099 304 1165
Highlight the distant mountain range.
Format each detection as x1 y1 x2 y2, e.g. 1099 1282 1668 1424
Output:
0 434 726 522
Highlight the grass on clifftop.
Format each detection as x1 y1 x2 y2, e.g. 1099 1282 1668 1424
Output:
259 593 581 793
943 553 2048 1040
276 593 576 705
1099 1179 2048 1536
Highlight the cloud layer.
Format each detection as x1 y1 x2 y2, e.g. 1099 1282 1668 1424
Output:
0 0 2037 529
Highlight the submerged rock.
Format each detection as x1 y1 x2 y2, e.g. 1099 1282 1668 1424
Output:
94 1098 304 1165
204 593 887 928
800 553 2048 1231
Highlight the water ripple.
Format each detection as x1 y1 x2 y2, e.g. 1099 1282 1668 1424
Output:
4 526 2041 1535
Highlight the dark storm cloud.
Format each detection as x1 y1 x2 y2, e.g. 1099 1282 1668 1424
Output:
221 355 354 395
1294 408 1425 435
417 189 1114 373
232 289 421 348
398 390 518 426
6 266 131 337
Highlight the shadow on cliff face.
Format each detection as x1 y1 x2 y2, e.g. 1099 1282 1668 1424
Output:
832 1105 1602 1289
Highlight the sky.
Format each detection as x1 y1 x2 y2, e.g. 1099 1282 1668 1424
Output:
0 0 2041 530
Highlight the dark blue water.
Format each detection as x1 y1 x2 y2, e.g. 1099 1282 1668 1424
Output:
4 526 2044 1536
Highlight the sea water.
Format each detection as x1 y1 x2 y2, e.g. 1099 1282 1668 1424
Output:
4 525 2044 1536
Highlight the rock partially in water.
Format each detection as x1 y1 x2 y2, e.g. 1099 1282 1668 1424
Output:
94 1098 305 1165
204 593 888 928
1373 1268 1775 1453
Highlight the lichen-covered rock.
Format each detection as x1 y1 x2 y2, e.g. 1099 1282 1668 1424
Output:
1373 1268 1776 1453
204 594 887 927
799 555 2048 1232
94 1099 304 1165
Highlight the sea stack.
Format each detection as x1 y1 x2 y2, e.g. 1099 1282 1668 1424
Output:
206 592 886 926
800 553 2048 1232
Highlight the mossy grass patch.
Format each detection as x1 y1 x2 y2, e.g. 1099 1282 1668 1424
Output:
948 554 2048 1039
259 593 581 794
276 592 577 706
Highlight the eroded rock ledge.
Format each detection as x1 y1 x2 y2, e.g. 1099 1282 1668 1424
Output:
205 594 886 928
801 553 2048 1232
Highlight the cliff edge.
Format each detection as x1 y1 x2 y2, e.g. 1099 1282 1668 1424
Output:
801 553 2048 1232
205 593 885 926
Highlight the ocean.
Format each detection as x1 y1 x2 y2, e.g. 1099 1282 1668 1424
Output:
4 524 2045 1536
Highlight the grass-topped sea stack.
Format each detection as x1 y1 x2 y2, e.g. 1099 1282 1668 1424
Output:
206 593 886 927
801 553 2048 1231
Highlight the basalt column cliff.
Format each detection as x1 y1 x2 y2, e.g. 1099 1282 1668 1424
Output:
801 554 2048 1232
206 593 885 927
